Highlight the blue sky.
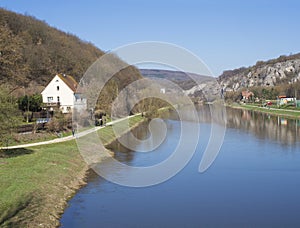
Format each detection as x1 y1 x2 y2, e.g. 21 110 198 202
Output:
1 0 300 76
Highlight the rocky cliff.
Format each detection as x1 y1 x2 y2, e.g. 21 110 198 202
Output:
141 54 300 102
219 55 300 92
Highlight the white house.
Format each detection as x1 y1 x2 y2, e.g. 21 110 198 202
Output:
41 74 87 113
278 97 296 106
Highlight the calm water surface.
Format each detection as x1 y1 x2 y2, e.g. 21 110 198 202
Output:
61 108 300 227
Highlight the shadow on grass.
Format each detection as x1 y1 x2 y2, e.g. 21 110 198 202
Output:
0 193 34 227
0 148 34 158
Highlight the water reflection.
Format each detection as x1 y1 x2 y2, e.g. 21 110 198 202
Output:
61 107 300 228
106 122 150 164
225 107 300 145
169 105 300 145
108 106 300 164
91 119 178 186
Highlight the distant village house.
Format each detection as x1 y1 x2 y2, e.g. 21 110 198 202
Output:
277 95 296 106
41 74 86 113
241 90 254 101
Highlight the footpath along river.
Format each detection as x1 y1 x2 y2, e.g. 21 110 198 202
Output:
60 107 300 227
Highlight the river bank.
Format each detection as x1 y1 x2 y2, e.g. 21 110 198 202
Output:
226 103 300 119
0 115 145 227
60 107 300 228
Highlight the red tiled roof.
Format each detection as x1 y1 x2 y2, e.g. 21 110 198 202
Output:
242 90 254 98
57 74 78 92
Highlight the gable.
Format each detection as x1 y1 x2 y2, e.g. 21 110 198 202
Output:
42 74 79 93
41 75 74 96
57 74 78 92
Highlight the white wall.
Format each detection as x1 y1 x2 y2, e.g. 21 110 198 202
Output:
41 75 74 112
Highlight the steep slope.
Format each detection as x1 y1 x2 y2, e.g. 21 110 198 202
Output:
219 54 300 92
139 69 198 90
0 8 142 94
139 69 221 102
140 53 300 102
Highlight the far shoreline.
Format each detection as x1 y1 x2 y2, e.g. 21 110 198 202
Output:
226 103 300 119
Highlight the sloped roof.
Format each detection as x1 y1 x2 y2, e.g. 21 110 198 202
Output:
57 74 78 92
242 90 254 98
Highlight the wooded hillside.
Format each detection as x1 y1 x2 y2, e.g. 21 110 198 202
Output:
0 8 142 94
0 8 105 88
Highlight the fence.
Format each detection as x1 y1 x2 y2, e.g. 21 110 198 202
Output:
17 123 46 134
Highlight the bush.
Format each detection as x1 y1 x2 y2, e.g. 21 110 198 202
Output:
45 111 71 132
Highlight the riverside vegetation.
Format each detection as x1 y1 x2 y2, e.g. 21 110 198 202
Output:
0 115 144 227
0 8 154 148
2 6 300 227
227 103 300 119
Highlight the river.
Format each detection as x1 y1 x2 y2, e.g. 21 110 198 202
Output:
60 107 300 227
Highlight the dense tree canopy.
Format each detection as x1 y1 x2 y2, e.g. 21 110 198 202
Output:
0 8 104 87
0 8 143 115
18 94 43 112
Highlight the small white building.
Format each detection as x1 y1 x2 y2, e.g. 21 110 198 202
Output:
278 97 296 106
41 74 86 113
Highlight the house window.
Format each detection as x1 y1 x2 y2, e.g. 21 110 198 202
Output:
57 86 59 91
57 96 60 102
47 97 53 102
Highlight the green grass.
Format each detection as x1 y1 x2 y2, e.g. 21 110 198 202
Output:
0 114 145 227
98 125 116 145
8 132 59 147
98 115 144 145
248 102 300 110
6 116 141 147
0 140 85 227
229 103 300 119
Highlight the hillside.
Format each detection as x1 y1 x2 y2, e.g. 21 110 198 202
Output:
0 8 142 96
139 68 198 90
141 53 300 101
219 54 300 94
139 69 221 102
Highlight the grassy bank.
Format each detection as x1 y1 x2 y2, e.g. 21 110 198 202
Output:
0 115 144 227
227 103 300 119
0 141 86 227
98 115 145 145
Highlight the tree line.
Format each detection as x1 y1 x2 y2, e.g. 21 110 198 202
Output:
225 81 300 102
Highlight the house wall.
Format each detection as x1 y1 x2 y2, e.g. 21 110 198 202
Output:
279 97 296 106
74 93 87 112
41 75 74 112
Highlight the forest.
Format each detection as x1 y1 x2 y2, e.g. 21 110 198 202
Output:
0 8 104 88
0 8 175 148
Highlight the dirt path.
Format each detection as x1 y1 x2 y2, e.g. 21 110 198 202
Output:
1 115 137 150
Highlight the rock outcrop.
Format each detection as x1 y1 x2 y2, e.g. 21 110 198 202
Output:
219 56 300 92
